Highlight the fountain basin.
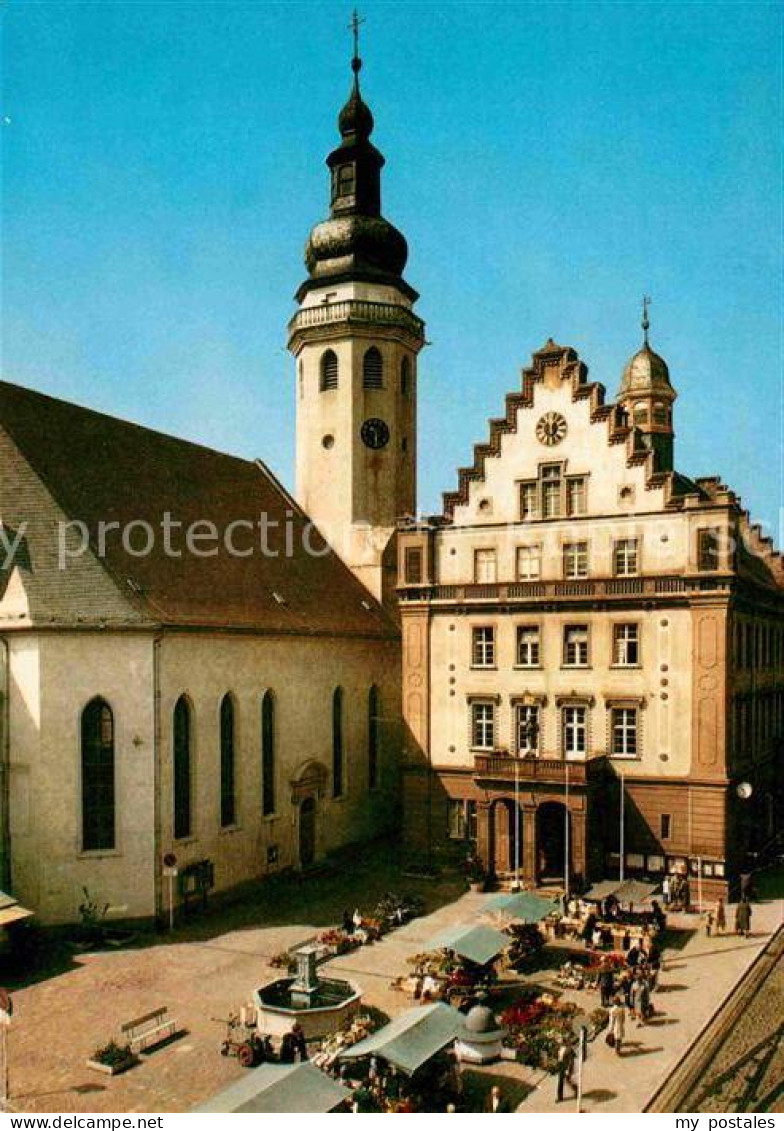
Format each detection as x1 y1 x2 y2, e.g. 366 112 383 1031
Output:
253 975 362 1040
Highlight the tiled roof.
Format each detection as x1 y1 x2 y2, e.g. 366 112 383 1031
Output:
0 380 396 638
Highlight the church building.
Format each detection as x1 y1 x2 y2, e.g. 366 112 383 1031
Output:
0 45 419 925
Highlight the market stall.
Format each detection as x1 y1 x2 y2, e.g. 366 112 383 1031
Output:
337 1002 464 1077
193 1060 351 1113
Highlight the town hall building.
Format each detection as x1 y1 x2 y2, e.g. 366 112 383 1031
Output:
1 40 782 925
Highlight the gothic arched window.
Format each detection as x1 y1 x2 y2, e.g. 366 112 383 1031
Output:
363 347 383 389
332 687 344 798
220 693 236 827
173 696 192 840
261 691 276 817
368 685 380 790
320 349 338 391
81 697 115 851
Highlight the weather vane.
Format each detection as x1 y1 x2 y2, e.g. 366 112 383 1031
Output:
349 9 365 73
641 295 652 344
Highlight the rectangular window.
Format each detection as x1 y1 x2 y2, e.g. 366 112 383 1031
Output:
541 464 562 518
613 538 639 576
611 707 638 758
613 623 640 666
471 626 496 668
697 528 721 572
516 625 541 667
520 481 538 520
474 548 497 583
471 702 495 749
562 706 587 759
563 625 589 667
563 541 589 579
567 477 587 515
404 546 423 584
516 544 542 580
515 704 540 754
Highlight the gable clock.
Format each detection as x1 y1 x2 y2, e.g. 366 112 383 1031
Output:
536 411 567 447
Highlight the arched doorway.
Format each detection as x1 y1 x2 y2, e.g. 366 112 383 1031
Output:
299 797 316 868
536 801 570 883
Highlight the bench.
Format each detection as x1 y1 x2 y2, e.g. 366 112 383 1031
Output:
121 1007 177 1054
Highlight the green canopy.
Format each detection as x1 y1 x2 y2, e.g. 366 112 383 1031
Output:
484 891 558 922
193 1061 351 1113
585 879 658 905
338 1003 464 1076
426 922 510 965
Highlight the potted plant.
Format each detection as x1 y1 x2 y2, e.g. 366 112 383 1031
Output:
464 853 487 892
86 1040 136 1076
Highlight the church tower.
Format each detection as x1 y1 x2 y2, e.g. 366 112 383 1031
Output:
287 23 425 604
618 298 677 472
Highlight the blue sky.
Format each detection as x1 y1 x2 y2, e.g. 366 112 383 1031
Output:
2 1 782 534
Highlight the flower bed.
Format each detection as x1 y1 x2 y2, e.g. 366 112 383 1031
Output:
501 992 582 1073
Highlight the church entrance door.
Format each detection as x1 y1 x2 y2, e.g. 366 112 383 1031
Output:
299 796 316 868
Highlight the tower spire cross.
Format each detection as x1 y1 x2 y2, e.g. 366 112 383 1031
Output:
349 9 365 73
642 294 652 344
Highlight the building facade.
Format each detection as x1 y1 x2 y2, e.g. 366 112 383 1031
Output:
399 334 784 900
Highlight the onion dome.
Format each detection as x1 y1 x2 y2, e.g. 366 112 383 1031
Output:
619 298 675 398
296 28 416 302
457 1003 507 1044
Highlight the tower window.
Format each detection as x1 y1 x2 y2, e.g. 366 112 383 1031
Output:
320 349 338 391
653 402 668 426
363 347 384 389
334 163 355 199
633 402 648 426
401 357 411 396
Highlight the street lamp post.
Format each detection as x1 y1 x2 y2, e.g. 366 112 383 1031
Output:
619 771 626 883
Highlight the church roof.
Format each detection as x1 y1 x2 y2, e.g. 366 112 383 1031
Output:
0 380 396 638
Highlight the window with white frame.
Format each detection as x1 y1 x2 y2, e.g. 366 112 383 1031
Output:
613 623 640 666
471 626 496 668
516 544 542 580
611 707 639 758
542 464 562 518
515 704 540 754
516 625 541 667
567 476 587 515
563 625 589 667
562 705 587 759
519 481 538 520
470 701 495 749
613 538 639 576
563 541 589 579
474 548 497 583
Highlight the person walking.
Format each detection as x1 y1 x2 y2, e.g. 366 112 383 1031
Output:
599 962 615 1008
555 1038 577 1103
662 874 671 907
735 897 752 937
715 896 726 934
608 997 626 1056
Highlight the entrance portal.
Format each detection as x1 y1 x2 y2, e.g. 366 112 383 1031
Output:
299 796 316 868
536 801 570 882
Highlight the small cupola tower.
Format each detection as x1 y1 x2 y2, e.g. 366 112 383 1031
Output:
618 297 677 472
287 15 425 604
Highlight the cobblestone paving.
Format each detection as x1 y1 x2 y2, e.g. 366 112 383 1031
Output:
679 939 784 1113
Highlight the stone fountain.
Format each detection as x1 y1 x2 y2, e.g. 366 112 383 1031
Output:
254 945 362 1040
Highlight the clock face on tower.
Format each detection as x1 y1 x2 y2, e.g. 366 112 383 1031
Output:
360 418 390 450
536 411 568 446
